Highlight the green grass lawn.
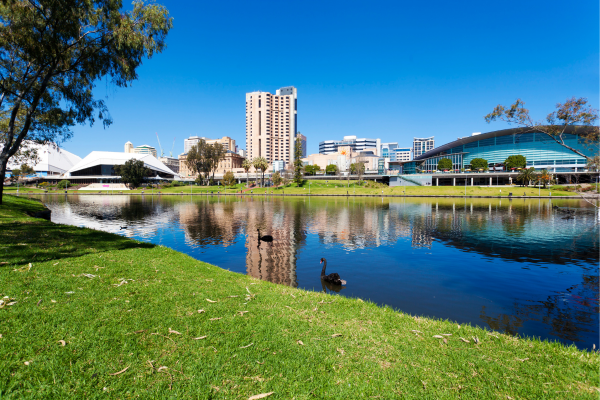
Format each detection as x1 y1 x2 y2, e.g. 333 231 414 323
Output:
5 180 577 197
0 195 598 399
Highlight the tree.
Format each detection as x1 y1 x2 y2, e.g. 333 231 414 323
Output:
186 141 211 185
114 159 150 189
325 164 337 175
56 179 71 189
304 164 320 175
242 158 252 187
504 155 526 171
293 135 304 185
208 143 226 182
0 1 173 204
485 97 599 162
437 158 452 171
586 156 600 172
222 170 236 187
8 167 20 182
470 158 488 171
252 157 268 187
351 159 366 183
536 169 552 189
272 171 282 186
516 167 536 187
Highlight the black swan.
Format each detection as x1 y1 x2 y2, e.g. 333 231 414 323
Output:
320 258 346 285
257 229 273 243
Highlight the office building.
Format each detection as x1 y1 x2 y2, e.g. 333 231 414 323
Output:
159 156 180 173
319 136 380 155
413 137 435 158
297 133 307 158
133 144 157 158
184 136 236 154
246 86 297 163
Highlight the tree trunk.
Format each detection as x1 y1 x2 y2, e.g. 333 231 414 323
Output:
0 159 7 204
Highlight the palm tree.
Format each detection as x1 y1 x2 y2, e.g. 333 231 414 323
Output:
516 167 536 187
252 157 269 187
242 158 251 188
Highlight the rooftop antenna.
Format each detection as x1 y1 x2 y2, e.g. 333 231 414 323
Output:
170 137 175 158
156 132 164 157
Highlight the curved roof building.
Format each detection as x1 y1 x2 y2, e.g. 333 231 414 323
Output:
6 142 81 176
402 127 597 174
65 151 177 180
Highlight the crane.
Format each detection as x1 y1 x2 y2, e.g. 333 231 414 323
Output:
170 137 176 157
156 132 164 157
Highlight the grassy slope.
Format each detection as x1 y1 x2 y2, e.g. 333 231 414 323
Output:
0 195 598 399
3 181 577 197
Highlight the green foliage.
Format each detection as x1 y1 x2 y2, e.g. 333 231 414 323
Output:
504 155 526 170
325 164 338 175
350 162 365 174
9 168 21 182
38 182 48 187
536 169 553 189
304 164 320 175
186 142 226 185
56 180 71 189
0 0 173 203
170 180 182 187
20 164 36 176
222 171 236 187
437 158 453 171
252 157 268 187
485 97 599 161
241 158 252 187
516 167 536 187
114 159 151 188
470 158 488 171
272 171 283 186
293 135 304 185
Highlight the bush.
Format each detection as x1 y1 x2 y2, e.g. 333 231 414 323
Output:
38 182 48 187
171 180 182 187
56 180 71 189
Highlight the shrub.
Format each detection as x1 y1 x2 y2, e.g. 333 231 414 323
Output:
38 182 48 187
57 180 71 189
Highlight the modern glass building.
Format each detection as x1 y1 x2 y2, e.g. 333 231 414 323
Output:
319 136 380 154
401 127 597 174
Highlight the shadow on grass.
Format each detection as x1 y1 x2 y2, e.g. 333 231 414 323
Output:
0 220 155 266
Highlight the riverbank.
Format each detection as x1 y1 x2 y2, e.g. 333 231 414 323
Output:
3 181 595 198
1 195 598 399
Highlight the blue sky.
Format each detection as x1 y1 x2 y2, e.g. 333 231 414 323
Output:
65 0 599 158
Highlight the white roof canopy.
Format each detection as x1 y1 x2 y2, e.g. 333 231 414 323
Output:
65 151 176 177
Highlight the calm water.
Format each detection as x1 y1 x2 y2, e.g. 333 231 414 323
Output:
31 194 599 350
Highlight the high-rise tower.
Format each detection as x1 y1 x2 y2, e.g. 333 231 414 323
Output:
246 86 297 163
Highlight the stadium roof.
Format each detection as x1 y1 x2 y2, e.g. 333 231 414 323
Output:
415 126 591 161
